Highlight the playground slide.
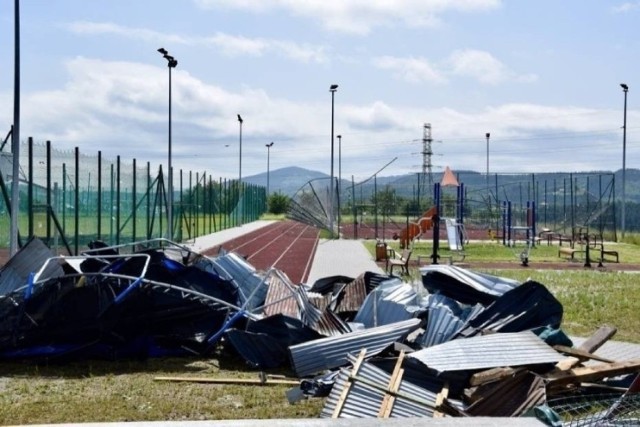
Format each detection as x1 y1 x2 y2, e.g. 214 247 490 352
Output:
396 206 437 248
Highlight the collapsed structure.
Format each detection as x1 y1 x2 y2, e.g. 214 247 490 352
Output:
1 237 639 425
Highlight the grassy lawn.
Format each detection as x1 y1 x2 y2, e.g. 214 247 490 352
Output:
364 238 640 344
2 236 640 423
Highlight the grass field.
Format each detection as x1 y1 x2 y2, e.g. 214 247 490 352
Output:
2 235 640 423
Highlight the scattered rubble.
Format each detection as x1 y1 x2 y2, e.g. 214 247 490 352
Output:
1 237 640 424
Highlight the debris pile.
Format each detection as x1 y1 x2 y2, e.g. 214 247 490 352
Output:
1 238 640 424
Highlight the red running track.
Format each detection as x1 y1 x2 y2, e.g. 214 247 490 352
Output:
201 220 320 284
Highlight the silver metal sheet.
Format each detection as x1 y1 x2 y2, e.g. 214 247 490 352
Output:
289 318 421 377
0 238 62 297
409 330 563 372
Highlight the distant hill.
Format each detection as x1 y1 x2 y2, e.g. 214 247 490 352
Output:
243 166 329 196
244 166 640 203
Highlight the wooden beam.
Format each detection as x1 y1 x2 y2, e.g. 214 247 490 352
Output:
433 382 450 418
553 345 614 363
153 376 300 386
554 325 617 371
378 351 406 418
332 348 367 418
546 359 640 387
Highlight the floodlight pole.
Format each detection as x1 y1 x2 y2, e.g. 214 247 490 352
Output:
237 114 243 226
265 142 274 209
485 132 490 189
621 83 628 239
9 0 20 256
158 48 178 240
337 134 342 239
329 84 338 237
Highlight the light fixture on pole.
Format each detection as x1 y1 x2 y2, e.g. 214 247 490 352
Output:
485 132 490 189
158 47 178 240
620 83 629 239
265 142 274 208
329 84 338 237
237 114 243 226
337 134 342 238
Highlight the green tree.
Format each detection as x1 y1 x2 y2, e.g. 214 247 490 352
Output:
268 193 290 214
373 185 399 216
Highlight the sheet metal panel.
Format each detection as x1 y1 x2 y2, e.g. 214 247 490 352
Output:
289 318 421 377
409 330 563 373
418 293 484 348
263 274 300 318
0 238 62 297
353 281 419 328
207 252 267 311
320 359 439 418
420 264 520 305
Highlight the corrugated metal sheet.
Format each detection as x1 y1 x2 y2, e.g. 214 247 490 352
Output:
418 293 484 348
353 281 420 328
408 330 563 373
206 252 267 312
262 273 300 318
225 329 289 369
320 358 439 418
420 264 520 306
466 371 546 417
333 274 367 314
0 238 62 297
456 280 563 339
288 318 421 377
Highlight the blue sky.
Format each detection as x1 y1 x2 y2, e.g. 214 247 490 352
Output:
0 0 638 181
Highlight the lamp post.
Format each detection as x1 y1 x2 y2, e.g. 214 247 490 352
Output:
157 48 178 240
265 142 274 209
237 114 243 226
621 83 628 239
329 84 338 237
337 134 342 238
485 132 490 189
9 0 20 256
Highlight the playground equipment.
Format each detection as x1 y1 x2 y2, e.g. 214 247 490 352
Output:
396 206 437 249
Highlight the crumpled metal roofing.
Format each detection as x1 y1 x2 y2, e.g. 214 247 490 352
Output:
417 293 484 348
288 318 422 377
409 330 563 373
353 279 420 328
420 264 520 306
455 280 564 339
320 357 441 418
0 238 63 297
204 252 267 312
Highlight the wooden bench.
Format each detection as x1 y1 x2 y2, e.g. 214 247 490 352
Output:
558 247 583 260
386 248 412 275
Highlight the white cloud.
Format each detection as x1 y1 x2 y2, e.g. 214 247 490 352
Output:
373 51 536 86
612 2 640 13
447 49 510 84
65 21 328 64
372 56 447 84
195 0 502 35
8 57 631 181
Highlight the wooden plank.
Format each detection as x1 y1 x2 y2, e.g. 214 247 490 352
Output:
378 351 406 418
553 345 614 363
469 367 518 387
433 382 450 418
332 348 367 418
153 376 300 386
546 358 640 387
554 325 617 371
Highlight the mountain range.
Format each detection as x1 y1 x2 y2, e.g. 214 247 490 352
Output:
244 166 640 203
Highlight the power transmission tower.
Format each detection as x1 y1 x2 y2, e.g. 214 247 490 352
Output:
421 123 433 202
